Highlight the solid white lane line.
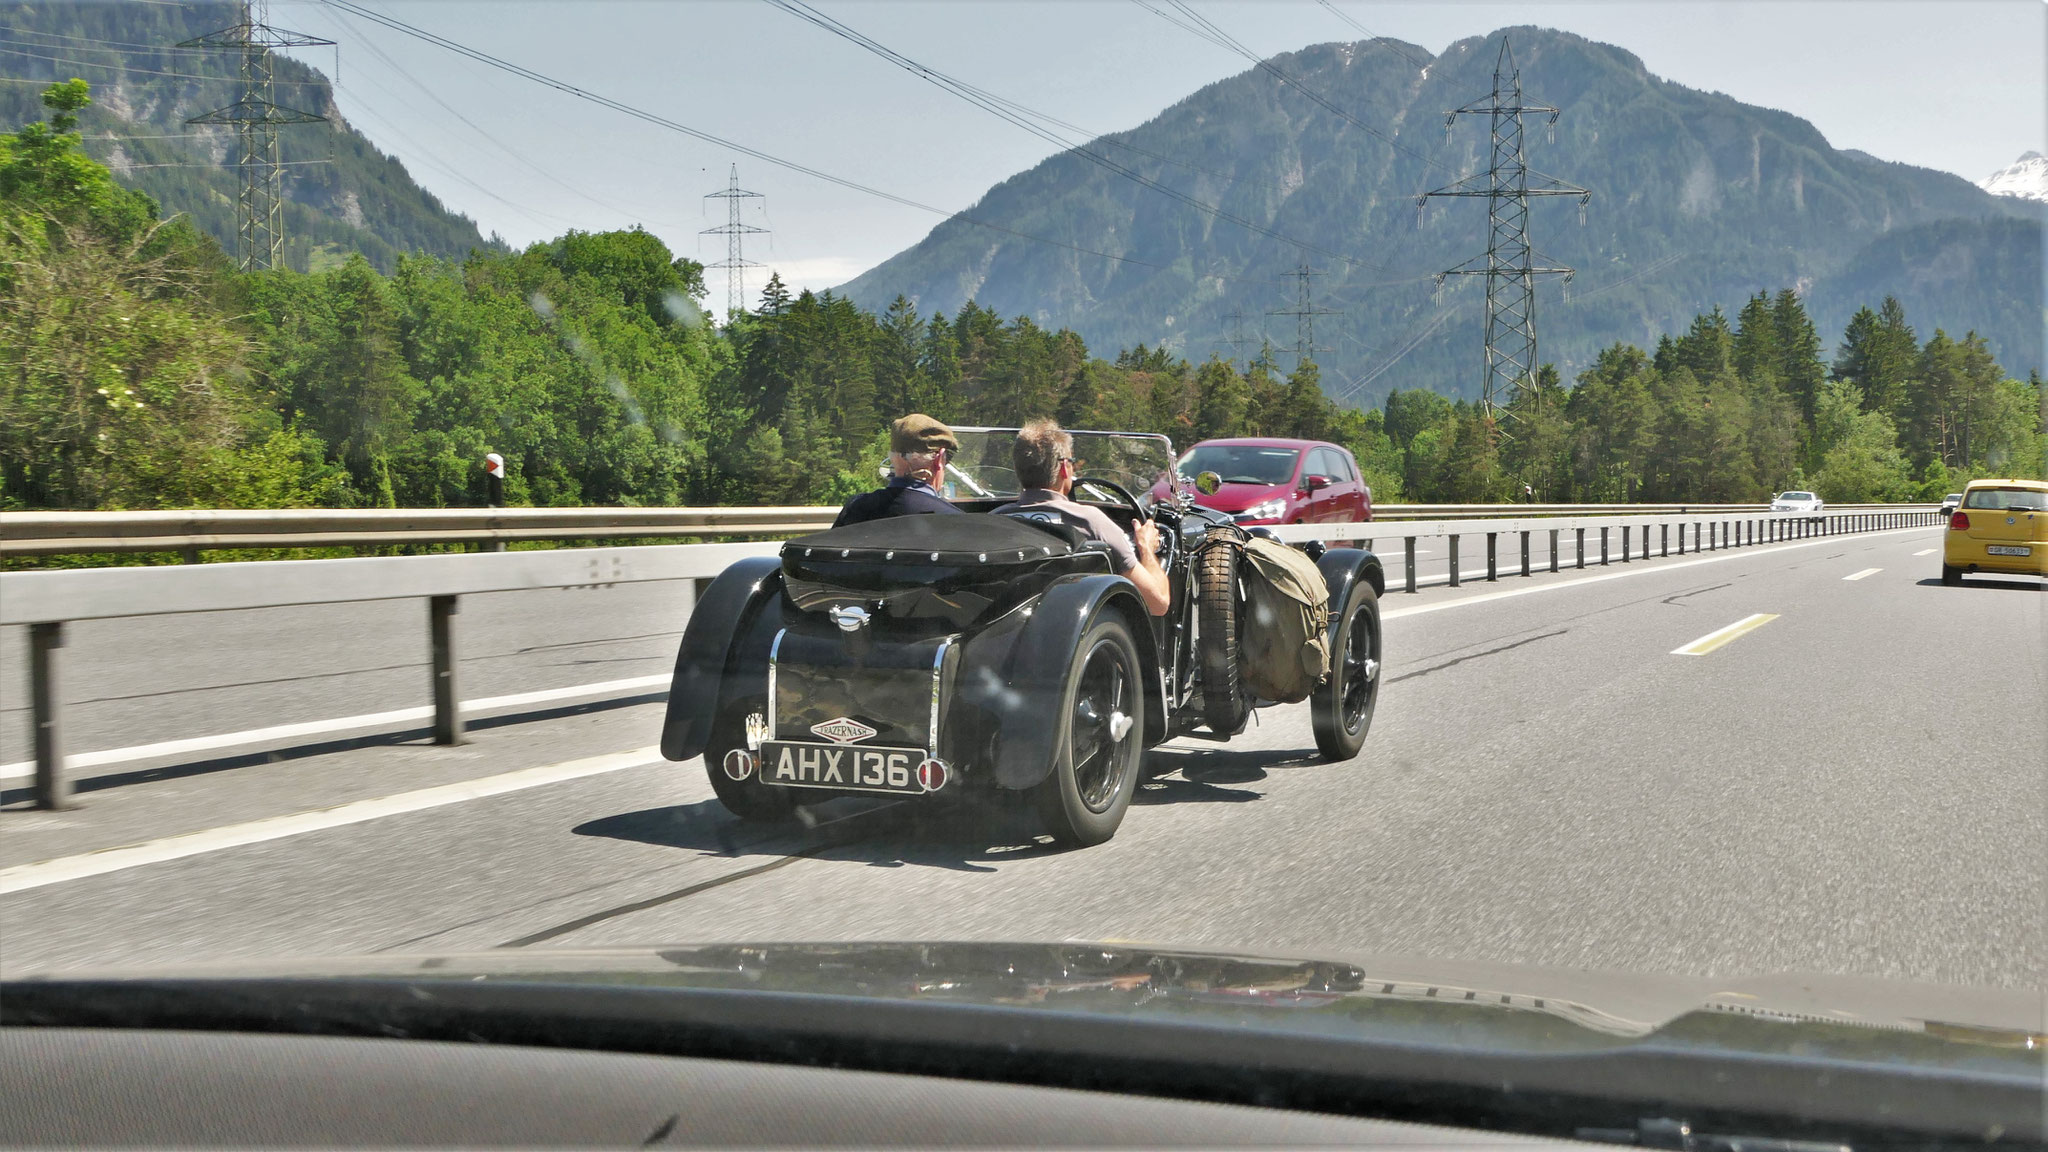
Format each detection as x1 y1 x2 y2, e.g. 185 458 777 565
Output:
1671 614 1780 656
1381 525 1937 621
1843 568 1883 581
0 746 665 895
1914 548 1937 556
0 674 669 781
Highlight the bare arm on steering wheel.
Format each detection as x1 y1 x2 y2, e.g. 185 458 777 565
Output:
1127 519 1172 616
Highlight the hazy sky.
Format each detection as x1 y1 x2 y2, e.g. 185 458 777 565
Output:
275 0 2047 306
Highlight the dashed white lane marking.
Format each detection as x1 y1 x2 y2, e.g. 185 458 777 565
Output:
1843 568 1883 581
1914 548 1938 556
0 746 665 895
0 674 669 781
1382 524 1937 621
1671 614 1780 656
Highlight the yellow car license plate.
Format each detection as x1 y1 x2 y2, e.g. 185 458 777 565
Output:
1986 545 2032 556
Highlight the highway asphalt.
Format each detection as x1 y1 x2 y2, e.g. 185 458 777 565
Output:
3 524 2041 998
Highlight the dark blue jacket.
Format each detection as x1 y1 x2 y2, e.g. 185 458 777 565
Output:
833 477 963 527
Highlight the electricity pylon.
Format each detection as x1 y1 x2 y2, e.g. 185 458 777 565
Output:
702 164 767 320
1419 36 1589 421
1267 263 1339 372
181 1 331 271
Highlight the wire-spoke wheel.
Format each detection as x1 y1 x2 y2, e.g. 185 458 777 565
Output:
1035 616 1145 847
1311 577 1380 761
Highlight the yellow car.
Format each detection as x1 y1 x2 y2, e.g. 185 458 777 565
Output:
1942 478 2048 584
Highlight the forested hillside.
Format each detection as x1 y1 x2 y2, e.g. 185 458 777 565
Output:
3 82 2039 534
840 26 2043 402
0 0 495 270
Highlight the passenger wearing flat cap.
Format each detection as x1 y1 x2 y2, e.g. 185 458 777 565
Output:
833 414 968 527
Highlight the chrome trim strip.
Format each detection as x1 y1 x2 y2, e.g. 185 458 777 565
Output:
766 628 787 742
930 634 957 753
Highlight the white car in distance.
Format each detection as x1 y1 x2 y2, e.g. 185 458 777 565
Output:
1770 490 1826 522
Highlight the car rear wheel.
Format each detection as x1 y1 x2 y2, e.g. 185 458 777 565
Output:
1312 577 1380 761
1196 539 1251 736
1034 616 1145 848
1941 563 1962 586
704 701 799 823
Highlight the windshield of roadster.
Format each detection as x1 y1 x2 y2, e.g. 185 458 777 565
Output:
950 428 1177 509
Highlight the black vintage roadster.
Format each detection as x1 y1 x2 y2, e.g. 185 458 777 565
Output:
661 429 1384 847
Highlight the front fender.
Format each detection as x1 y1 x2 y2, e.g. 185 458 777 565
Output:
973 574 1160 790
661 556 784 762
1315 547 1384 647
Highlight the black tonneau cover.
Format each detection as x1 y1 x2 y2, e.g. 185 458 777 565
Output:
783 512 1076 564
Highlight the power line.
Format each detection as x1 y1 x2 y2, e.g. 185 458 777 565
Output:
0 27 218 53
1133 0 1456 177
761 0 1389 275
316 0 1170 275
1418 36 1589 422
313 3 696 232
1311 0 1436 73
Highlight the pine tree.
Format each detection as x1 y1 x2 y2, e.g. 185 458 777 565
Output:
1833 296 1917 419
1192 357 1250 441
1770 289 1826 427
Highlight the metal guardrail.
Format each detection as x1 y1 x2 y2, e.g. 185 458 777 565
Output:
6 501 1932 557
0 506 833 558
1 506 1942 809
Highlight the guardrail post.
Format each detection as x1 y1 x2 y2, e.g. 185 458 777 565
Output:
29 621 70 810
1548 529 1559 572
180 545 200 565
1449 536 1461 587
1575 528 1586 569
1404 537 1417 593
430 595 463 745
1520 530 1531 576
1660 523 1669 557
1621 525 1631 562
1599 527 1610 565
1486 533 1498 581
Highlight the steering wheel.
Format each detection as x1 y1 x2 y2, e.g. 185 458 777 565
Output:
1072 476 1146 521
1075 475 1172 569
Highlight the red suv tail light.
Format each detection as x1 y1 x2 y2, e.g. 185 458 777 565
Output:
1950 512 1970 530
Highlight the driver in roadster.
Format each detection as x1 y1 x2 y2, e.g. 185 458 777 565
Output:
993 419 1172 616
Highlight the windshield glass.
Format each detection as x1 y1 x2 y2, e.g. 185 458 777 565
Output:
1963 487 2048 511
3 2 2045 1133
951 428 1176 507
1179 445 1302 486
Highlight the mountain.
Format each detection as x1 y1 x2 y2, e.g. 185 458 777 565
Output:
1979 151 2048 203
838 27 2042 402
0 0 498 271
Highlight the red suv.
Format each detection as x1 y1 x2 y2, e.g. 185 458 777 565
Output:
1157 438 1373 526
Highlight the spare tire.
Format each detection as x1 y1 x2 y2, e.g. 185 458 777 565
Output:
1197 537 1251 735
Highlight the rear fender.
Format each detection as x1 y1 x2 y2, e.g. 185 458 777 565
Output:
661 556 784 762
975 574 1161 790
1315 548 1384 645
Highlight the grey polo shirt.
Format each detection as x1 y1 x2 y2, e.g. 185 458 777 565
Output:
993 489 1142 573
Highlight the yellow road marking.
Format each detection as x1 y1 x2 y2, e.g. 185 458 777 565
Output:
1671 613 1779 656
1843 568 1882 581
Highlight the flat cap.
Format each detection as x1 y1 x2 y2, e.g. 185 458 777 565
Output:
891 413 959 455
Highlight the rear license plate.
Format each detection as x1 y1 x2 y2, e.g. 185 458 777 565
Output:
760 741 927 794
1987 545 2032 556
